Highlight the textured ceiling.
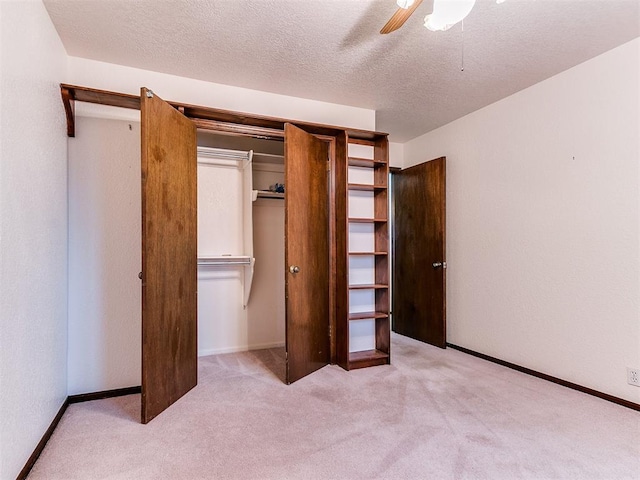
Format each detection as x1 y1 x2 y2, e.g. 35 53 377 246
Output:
44 0 639 142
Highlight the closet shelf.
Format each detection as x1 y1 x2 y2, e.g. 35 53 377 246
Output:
255 190 284 199
348 157 388 168
198 255 252 266
348 312 389 321
348 349 390 368
348 217 387 223
348 183 387 191
348 284 389 290
348 251 388 256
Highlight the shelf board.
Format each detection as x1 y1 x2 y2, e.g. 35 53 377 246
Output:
198 255 252 266
255 190 284 199
348 284 389 290
348 349 390 369
348 183 387 191
348 157 387 168
348 217 387 223
348 251 388 256
348 311 389 320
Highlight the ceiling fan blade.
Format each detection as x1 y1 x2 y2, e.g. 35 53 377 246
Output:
380 0 424 34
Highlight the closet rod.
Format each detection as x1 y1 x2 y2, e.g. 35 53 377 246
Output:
252 152 284 160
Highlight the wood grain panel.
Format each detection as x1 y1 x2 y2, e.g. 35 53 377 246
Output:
60 84 387 141
373 136 390 362
348 349 389 368
392 157 446 348
284 123 330 384
60 86 75 137
334 132 349 369
141 88 198 423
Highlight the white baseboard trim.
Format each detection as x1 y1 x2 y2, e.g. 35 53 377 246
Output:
198 342 285 357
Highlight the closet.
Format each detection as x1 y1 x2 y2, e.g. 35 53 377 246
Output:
194 127 330 386
60 84 390 423
195 133 287 360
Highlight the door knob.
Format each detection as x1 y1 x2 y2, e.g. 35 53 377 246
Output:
432 262 447 269
138 271 143 279
289 265 300 274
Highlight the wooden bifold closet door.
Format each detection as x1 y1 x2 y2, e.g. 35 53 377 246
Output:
284 123 330 384
140 88 198 423
139 107 331 422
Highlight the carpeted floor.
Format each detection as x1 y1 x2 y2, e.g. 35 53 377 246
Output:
28 334 639 479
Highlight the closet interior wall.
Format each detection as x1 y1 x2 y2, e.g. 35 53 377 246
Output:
67 115 142 395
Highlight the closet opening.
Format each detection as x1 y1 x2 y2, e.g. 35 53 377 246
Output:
196 131 288 382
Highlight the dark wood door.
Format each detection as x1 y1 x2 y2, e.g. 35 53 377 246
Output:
392 157 446 347
141 88 198 423
284 123 330 383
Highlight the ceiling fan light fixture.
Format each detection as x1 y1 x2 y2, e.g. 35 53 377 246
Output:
424 0 476 31
396 0 415 9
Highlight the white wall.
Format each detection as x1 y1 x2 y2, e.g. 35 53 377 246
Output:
246 165 286 352
67 56 376 132
67 116 141 395
248 200 286 349
0 1 68 477
388 142 404 169
403 38 640 403
197 153 248 356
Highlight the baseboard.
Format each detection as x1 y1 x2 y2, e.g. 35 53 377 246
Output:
198 342 285 357
16 398 69 480
18 386 142 479
68 385 141 404
447 343 640 412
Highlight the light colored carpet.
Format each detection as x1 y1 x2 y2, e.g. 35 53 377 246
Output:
28 334 639 480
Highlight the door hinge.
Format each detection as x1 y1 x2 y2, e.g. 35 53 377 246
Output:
329 324 332 338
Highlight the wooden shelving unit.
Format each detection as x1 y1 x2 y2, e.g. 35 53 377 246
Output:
338 135 390 370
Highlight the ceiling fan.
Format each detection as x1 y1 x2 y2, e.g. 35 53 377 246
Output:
380 0 481 34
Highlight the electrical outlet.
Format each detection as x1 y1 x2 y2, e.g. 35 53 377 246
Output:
627 368 640 387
